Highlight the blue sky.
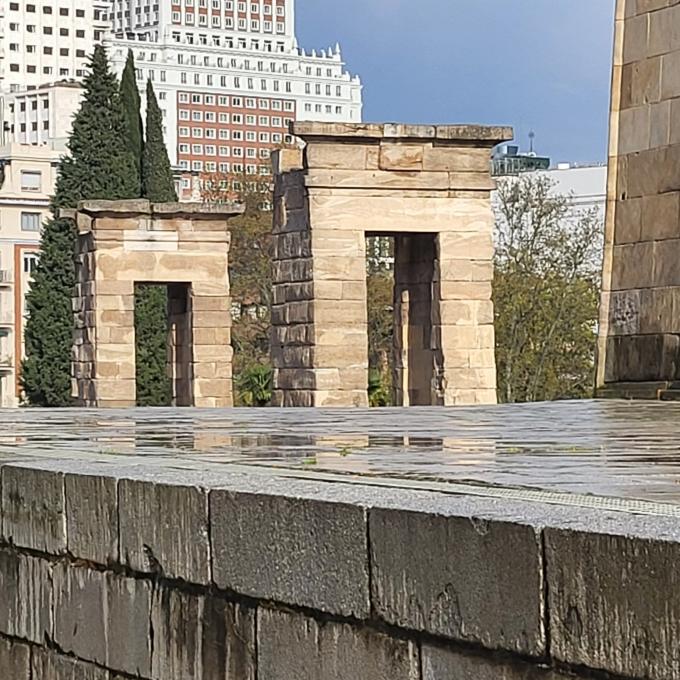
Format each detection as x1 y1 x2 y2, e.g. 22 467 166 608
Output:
297 0 616 164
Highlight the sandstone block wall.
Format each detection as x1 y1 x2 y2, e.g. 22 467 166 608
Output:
71 200 241 408
598 0 680 397
271 123 510 407
1 458 679 679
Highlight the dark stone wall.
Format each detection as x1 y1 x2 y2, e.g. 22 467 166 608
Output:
1 460 678 679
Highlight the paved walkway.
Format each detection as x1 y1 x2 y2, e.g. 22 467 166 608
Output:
3 400 680 516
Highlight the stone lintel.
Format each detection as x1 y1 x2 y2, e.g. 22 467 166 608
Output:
77 199 245 220
291 121 514 147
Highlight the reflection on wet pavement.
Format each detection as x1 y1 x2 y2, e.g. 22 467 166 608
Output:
2 400 680 503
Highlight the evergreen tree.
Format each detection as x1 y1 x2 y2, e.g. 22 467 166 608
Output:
134 284 173 407
21 46 138 406
120 50 143 190
135 79 177 406
142 80 177 202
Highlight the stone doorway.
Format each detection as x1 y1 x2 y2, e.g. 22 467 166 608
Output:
391 232 439 406
366 232 439 407
69 200 243 408
271 122 510 407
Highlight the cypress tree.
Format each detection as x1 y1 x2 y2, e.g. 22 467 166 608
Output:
142 80 177 202
21 46 138 406
120 50 143 190
135 79 177 406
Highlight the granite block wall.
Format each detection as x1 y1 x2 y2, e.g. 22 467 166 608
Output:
1 459 679 679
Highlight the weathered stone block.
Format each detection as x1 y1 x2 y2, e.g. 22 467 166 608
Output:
614 197 642 244
641 191 680 241
370 509 544 655
611 242 654 290
661 44 680 100
2 466 66 553
651 99 671 148
608 289 641 335
210 490 370 617
422 645 573 680
605 333 680 382
622 13 650 65
638 287 680 334
306 143 368 170
0 637 30 680
53 564 152 677
191 295 231 312
436 281 492 301
653 238 680 286
31 647 110 680
309 193 491 233
313 388 369 407
423 145 490 172
305 168 450 191
436 324 495 350
619 106 650 154
378 143 424 171
437 258 494 283
53 565 106 666
257 608 420 680
151 586 256 680
0 549 53 643
118 479 210 583
546 528 680 680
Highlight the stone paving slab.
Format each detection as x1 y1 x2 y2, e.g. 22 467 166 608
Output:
1 400 680 506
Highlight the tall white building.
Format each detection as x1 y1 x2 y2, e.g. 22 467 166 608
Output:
105 0 362 196
0 0 111 92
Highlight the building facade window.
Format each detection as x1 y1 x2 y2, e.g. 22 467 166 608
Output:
21 212 42 231
20 171 41 192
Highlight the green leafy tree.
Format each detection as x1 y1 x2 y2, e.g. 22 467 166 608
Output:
366 242 394 405
135 80 177 406
493 174 602 403
21 46 138 406
120 50 143 189
201 172 272 405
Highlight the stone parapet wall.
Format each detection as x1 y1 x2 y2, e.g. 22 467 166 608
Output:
1 457 678 679
598 0 680 396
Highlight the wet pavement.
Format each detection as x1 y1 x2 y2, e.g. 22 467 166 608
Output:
2 400 680 510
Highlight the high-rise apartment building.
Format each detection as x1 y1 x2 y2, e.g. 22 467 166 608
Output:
110 0 295 47
0 1 111 92
105 0 362 196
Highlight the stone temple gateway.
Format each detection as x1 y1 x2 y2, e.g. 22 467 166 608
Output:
69 200 243 408
271 122 511 408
